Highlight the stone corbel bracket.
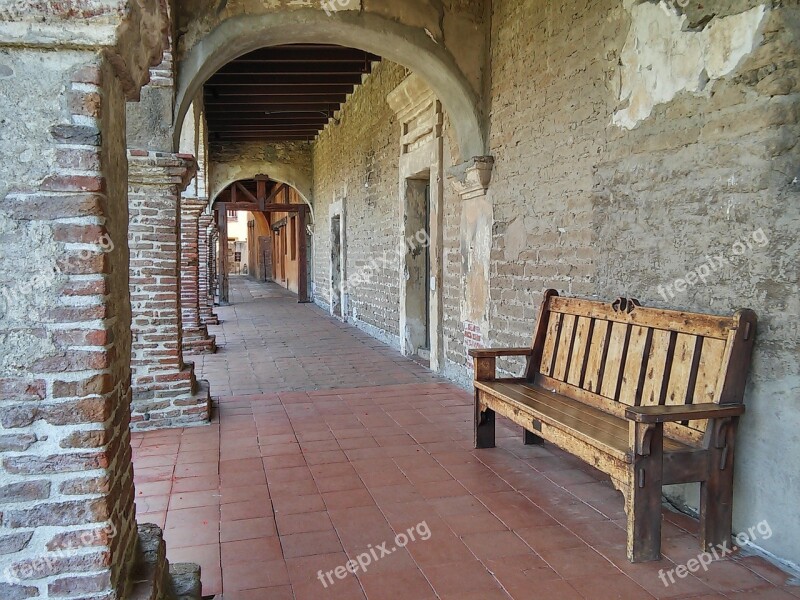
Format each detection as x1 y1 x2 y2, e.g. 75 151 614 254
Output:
128 150 197 192
449 156 495 199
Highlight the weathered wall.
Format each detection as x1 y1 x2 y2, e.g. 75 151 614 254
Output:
312 60 408 344
312 60 470 379
486 0 800 565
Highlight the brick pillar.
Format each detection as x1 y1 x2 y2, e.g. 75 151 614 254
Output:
210 228 220 308
0 54 160 600
198 214 220 325
180 198 216 354
127 151 211 430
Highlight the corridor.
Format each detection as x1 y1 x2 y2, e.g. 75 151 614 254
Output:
130 279 793 600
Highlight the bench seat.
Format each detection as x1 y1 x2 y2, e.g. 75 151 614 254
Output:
475 380 693 462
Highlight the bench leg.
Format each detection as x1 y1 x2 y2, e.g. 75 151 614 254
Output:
627 423 664 563
523 428 544 445
700 418 737 552
474 393 495 449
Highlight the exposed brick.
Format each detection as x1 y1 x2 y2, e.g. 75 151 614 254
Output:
9 550 110 580
32 350 112 372
59 278 108 297
71 64 102 85
0 481 51 504
3 452 107 475
67 90 102 117
5 193 105 220
0 434 38 452
49 124 101 146
2 498 109 528
49 572 111 597
52 374 113 398
59 476 110 496
0 405 37 428
51 329 110 347
55 147 101 171
0 379 45 401
46 526 114 552
46 305 109 322
59 430 109 449
43 397 112 425
41 175 105 193
55 250 109 275
0 532 34 555
0 583 39 600
51 224 107 244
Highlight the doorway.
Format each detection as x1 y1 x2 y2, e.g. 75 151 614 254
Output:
331 214 343 319
402 175 431 359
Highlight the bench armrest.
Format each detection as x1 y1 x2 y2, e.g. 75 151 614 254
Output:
468 348 533 358
625 403 745 424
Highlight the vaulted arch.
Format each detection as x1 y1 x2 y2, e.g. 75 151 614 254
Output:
173 10 485 161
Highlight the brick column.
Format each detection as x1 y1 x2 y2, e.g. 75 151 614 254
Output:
198 214 220 325
127 151 211 430
180 198 216 354
0 1 168 593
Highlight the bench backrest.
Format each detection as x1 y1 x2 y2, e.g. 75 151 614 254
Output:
527 290 757 446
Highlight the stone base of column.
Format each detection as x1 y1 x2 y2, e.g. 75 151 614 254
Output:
130 365 211 431
200 312 220 326
182 326 216 355
127 524 203 600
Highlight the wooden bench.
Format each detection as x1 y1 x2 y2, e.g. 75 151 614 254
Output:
469 290 757 562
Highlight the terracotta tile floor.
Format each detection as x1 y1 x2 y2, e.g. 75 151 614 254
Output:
192 277 439 396
131 279 799 599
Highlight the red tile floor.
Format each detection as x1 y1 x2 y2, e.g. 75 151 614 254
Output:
131 279 799 599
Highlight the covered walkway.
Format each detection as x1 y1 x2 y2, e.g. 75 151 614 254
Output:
131 279 793 600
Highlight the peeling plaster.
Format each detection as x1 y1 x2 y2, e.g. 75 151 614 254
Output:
613 2 767 130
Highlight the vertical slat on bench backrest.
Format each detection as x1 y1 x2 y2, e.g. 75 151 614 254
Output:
618 326 652 405
600 322 630 399
665 333 700 406
688 336 728 429
552 313 577 381
567 317 593 387
539 311 563 377
640 329 673 406
583 319 610 394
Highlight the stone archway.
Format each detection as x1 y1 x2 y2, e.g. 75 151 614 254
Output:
209 162 315 222
172 10 486 161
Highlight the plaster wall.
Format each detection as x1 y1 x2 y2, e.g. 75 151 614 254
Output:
486 0 799 565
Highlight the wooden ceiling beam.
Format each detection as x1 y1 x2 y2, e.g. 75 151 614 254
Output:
214 62 371 76
205 74 365 86
204 94 347 105
211 135 318 141
231 47 378 63
205 84 354 96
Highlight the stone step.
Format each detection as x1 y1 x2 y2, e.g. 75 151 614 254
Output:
127 524 171 600
168 563 203 600
127 524 204 600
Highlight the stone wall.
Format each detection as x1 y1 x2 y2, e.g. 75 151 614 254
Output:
485 0 800 565
312 61 409 343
